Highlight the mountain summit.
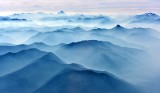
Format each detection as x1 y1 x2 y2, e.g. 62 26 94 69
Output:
58 11 65 15
112 24 126 31
143 13 159 17
131 13 160 23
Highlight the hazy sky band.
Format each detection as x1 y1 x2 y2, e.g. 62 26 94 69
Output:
0 0 160 15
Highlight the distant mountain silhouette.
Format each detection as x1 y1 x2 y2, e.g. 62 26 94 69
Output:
34 70 141 93
0 42 52 55
26 28 140 48
41 14 115 24
57 11 65 15
0 48 48 76
0 52 83 93
0 28 38 44
111 24 127 31
131 13 160 23
0 17 27 21
90 25 160 47
56 40 147 78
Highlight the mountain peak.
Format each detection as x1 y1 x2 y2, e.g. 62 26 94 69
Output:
144 13 158 16
116 24 122 28
64 40 113 49
112 24 126 30
58 11 65 15
38 53 65 64
136 13 159 18
73 27 85 32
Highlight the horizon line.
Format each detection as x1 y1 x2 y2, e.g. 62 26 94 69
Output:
0 11 160 16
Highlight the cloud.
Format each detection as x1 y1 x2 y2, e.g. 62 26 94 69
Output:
0 0 159 15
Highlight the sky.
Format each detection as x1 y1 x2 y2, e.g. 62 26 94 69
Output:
0 0 160 15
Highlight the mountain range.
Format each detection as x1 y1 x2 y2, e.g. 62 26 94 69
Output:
0 12 160 93
0 48 141 93
0 49 48 77
131 13 160 23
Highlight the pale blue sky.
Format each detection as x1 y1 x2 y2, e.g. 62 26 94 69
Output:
0 0 160 15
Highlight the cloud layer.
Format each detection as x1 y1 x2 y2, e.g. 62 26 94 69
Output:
0 0 160 14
